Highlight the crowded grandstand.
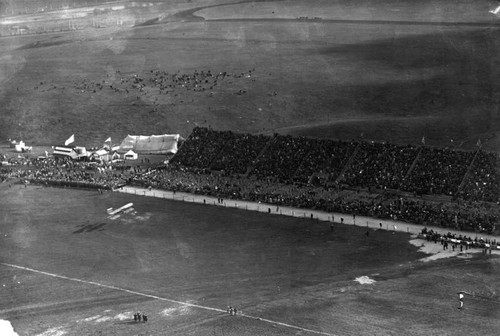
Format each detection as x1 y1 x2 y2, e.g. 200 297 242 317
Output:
1 127 499 234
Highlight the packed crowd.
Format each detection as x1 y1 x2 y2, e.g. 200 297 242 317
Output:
343 142 419 190
420 227 498 250
250 135 315 182
210 133 270 175
170 128 500 202
292 139 355 185
169 127 235 169
458 151 500 202
2 127 499 234
124 164 497 234
3 157 128 190
403 147 475 196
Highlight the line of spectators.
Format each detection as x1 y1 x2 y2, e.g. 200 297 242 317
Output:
420 227 497 250
129 166 498 234
4 157 128 190
1 127 499 234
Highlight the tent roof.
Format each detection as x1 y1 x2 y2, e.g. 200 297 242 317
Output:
118 134 180 154
95 149 108 156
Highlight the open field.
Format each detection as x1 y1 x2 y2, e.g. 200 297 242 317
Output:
1 185 500 336
0 0 499 150
1 1 500 335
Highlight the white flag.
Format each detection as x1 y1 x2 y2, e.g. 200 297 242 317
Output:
104 137 111 143
64 134 75 146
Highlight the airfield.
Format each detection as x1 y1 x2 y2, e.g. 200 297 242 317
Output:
1 183 500 336
1 0 500 335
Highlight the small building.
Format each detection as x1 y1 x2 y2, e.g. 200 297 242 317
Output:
74 146 88 159
124 150 138 160
91 149 109 162
111 152 120 161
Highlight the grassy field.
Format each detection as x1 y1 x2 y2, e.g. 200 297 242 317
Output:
1 185 499 335
1 1 500 335
0 0 499 150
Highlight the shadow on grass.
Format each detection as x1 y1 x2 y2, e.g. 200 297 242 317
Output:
114 320 146 325
73 223 107 233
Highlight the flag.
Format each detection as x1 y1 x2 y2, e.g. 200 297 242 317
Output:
44 150 48 158
64 134 75 146
104 137 111 143
421 136 426 145
476 139 482 147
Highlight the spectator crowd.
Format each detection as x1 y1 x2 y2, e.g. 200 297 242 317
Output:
2 127 499 234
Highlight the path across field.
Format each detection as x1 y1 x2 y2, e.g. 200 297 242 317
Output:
116 186 500 242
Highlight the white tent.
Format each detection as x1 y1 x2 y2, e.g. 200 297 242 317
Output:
53 146 78 159
124 150 138 160
53 146 87 160
14 141 31 152
118 134 180 154
91 149 109 161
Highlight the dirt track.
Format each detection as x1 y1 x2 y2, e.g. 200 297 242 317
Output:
117 185 500 242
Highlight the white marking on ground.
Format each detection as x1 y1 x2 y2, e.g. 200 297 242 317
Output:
114 312 132 321
409 239 459 262
161 307 177 316
134 212 151 221
35 326 67 336
0 320 19 336
95 316 112 323
354 276 376 284
161 305 192 317
82 315 101 322
1 263 337 336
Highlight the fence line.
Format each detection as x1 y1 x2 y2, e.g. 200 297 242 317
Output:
116 186 426 235
115 186 500 241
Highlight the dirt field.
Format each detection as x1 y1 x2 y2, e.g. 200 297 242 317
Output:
1 185 499 336
0 0 499 150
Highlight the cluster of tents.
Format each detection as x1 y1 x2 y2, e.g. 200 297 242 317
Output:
52 134 182 161
9 139 32 153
